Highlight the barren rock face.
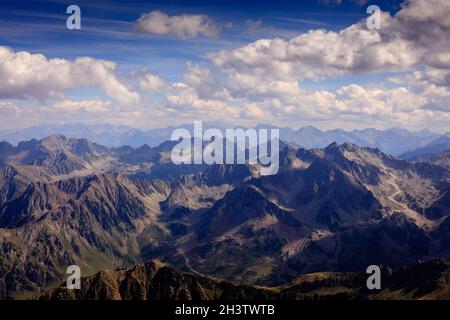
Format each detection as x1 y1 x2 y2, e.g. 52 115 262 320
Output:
1 135 450 299
38 259 450 301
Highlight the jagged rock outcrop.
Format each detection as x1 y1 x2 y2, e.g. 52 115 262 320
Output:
2 136 450 298
38 259 450 300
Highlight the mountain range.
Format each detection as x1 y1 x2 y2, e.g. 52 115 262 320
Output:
38 258 450 300
1 123 447 156
1 134 450 299
400 133 450 160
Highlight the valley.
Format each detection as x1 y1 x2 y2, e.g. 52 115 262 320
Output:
1 134 450 299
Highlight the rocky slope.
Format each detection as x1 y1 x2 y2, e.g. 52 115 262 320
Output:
37 259 450 300
163 143 450 285
410 149 450 169
1 135 450 299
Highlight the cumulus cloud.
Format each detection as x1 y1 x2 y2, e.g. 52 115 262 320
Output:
166 58 450 131
166 85 227 112
208 21 413 81
391 68 450 88
46 99 113 113
139 73 166 91
135 10 219 38
0 101 21 115
207 0 450 82
389 67 450 113
243 20 263 34
240 103 269 119
0 46 140 106
2 0 448 131
180 62 230 100
250 83 448 130
146 0 444 130
422 85 450 112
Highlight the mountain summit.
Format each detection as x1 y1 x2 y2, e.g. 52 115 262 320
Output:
1 136 450 298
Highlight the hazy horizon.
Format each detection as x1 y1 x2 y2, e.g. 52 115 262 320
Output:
1 121 448 135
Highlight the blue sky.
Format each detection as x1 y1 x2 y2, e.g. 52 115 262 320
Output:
0 0 402 75
0 0 449 132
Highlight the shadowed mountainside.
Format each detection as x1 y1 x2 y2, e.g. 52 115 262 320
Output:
38 259 450 300
1 135 450 299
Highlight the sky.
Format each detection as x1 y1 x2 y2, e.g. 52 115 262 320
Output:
0 0 449 132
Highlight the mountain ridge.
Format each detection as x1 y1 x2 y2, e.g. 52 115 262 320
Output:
1 124 445 156
37 258 450 300
1 135 450 299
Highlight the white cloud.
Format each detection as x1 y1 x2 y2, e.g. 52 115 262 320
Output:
240 103 269 119
389 67 450 113
391 68 450 88
243 20 263 34
0 46 140 106
135 10 219 39
46 99 113 113
2 0 449 132
207 0 450 82
165 85 227 111
227 73 300 98
139 73 166 91
163 58 450 131
0 101 21 115
148 0 446 131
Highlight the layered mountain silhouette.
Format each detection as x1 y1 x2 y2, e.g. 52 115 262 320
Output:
409 148 450 169
0 123 445 155
401 133 450 160
1 134 450 299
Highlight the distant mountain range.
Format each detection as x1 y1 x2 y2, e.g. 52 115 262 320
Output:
400 133 450 160
0 123 178 149
408 149 450 169
1 123 447 156
1 135 450 299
